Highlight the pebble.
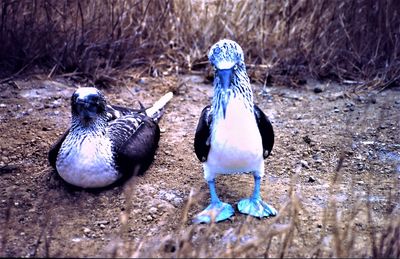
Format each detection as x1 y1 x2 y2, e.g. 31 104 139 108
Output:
149 207 158 215
313 87 323 93
95 220 110 225
303 136 312 145
300 160 309 168
172 197 183 207
308 176 316 183
83 227 91 234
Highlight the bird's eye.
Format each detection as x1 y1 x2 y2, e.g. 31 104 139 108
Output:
213 66 217 71
233 65 238 70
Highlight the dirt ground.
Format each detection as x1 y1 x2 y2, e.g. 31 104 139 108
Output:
0 73 399 257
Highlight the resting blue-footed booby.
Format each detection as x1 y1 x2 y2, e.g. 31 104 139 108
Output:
193 39 277 223
48 87 173 188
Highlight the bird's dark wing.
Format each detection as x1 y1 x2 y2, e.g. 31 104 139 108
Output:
48 128 70 169
106 104 146 121
194 105 212 162
109 114 160 178
254 104 274 159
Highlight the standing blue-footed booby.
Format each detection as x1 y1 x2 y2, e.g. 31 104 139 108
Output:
193 39 277 223
48 87 173 188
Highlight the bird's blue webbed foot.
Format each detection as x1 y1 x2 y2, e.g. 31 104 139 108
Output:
238 197 277 217
237 175 277 218
193 201 234 224
193 180 234 224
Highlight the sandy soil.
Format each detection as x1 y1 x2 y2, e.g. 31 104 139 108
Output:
0 73 399 257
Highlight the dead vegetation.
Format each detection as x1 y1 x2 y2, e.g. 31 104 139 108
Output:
0 0 399 89
100 142 399 258
0 0 399 258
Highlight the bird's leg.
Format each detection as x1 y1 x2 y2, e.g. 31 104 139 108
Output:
193 179 235 224
237 175 277 218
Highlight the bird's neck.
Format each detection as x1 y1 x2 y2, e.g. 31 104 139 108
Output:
211 68 254 117
71 115 108 136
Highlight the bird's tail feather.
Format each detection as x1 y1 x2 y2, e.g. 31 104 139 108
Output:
146 92 173 122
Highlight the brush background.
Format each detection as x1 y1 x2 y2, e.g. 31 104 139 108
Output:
0 0 399 258
1 0 399 89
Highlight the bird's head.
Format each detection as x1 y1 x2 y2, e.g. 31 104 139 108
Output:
208 39 245 89
71 87 107 126
208 39 246 117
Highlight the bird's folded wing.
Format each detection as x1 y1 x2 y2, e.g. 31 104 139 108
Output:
109 114 160 176
108 114 146 150
254 104 274 159
48 128 70 169
106 104 146 121
194 105 212 162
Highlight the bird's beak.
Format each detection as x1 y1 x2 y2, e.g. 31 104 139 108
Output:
75 99 97 122
217 68 234 118
217 68 233 92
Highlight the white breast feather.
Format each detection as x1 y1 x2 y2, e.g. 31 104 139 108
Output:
204 97 264 180
56 132 118 188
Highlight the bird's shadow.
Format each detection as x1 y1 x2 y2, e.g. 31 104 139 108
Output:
45 168 138 196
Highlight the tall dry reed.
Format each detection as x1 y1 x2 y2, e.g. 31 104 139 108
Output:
1 0 399 88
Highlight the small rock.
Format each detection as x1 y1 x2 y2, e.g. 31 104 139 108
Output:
369 97 376 104
303 135 312 144
300 160 309 168
83 227 91 234
313 87 323 93
137 78 147 84
145 215 153 221
314 159 323 164
330 91 345 100
172 197 183 207
2 156 10 163
149 207 158 215
0 103 6 108
308 176 316 183
95 220 110 225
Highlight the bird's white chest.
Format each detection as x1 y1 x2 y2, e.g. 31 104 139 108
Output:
56 132 118 188
207 98 263 173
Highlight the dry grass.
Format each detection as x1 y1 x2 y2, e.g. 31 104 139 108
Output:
0 1 399 257
99 164 399 258
0 0 399 89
